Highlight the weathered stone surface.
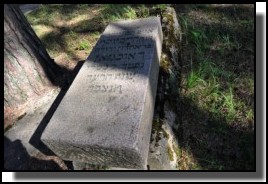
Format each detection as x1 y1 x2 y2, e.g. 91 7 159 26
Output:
41 17 162 169
147 7 182 170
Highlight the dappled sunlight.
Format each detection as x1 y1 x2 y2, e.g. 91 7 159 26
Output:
25 4 164 71
66 14 90 27
25 4 104 67
174 4 254 170
31 24 55 39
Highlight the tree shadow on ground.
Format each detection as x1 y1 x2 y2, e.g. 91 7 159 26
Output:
4 136 64 170
169 4 255 170
174 4 254 77
27 4 164 61
28 4 98 26
25 5 103 71
174 96 254 170
173 4 254 112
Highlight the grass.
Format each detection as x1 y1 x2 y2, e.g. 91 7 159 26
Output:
101 4 137 22
26 5 102 62
174 4 254 170
25 4 165 68
78 40 90 50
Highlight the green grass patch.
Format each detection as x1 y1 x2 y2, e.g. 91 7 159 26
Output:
101 4 137 22
78 40 90 50
176 4 254 170
25 4 159 64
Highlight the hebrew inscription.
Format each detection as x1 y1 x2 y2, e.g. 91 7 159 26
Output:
86 29 156 94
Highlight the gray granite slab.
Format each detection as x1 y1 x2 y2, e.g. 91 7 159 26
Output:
41 17 162 169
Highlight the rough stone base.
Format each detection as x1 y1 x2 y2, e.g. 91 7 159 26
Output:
147 6 182 170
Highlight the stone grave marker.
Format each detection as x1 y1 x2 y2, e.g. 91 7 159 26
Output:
41 17 163 169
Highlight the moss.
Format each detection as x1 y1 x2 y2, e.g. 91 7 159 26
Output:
151 119 162 144
172 142 181 158
160 54 172 73
167 144 174 161
167 75 180 112
162 128 170 139
161 8 182 125
155 134 161 143
151 7 182 150
152 119 162 133
151 118 169 145
162 12 179 49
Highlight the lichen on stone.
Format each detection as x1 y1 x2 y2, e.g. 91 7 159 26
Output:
151 118 164 144
148 6 182 170
167 144 174 161
160 53 172 73
172 141 181 158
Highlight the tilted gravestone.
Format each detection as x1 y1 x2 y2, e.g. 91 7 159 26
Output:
41 17 163 169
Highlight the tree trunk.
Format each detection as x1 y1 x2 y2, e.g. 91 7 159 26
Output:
4 4 64 129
